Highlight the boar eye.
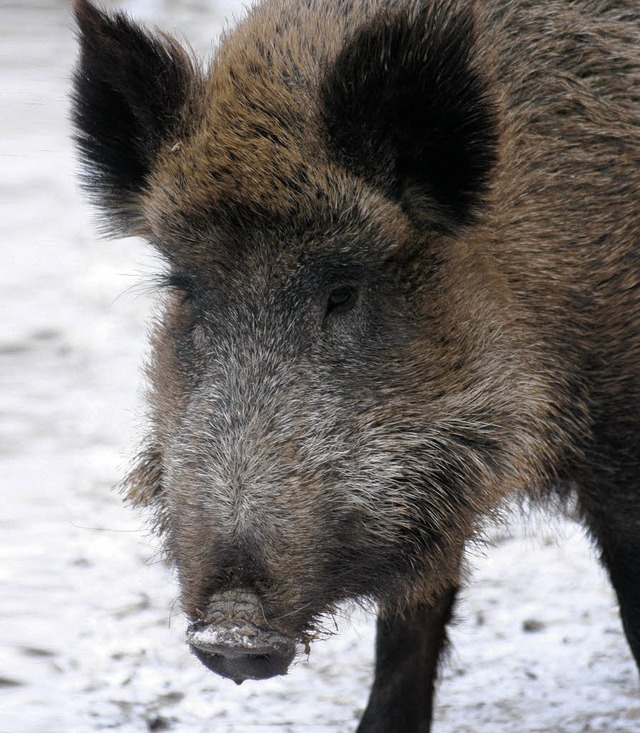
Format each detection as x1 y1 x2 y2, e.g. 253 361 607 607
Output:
165 272 196 303
325 285 358 317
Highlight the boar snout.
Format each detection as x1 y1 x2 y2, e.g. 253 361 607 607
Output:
188 625 296 683
186 591 297 683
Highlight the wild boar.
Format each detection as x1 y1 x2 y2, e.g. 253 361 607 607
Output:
72 0 640 729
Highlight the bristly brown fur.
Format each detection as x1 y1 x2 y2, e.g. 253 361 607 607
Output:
73 1 640 729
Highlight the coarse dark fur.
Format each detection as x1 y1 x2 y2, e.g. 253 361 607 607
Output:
72 0 640 729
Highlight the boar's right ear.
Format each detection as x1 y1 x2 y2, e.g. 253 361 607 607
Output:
72 0 202 235
321 4 498 234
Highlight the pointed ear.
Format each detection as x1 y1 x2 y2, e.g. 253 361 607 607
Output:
321 4 498 234
71 0 203 235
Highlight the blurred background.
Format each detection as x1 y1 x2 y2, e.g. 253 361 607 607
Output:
1 2 637 731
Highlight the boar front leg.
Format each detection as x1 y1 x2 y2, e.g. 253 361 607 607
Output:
357 585 458 733
603 540 640 668
580 477 640 670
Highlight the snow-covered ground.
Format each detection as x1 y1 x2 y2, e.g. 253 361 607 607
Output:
1 2 637 731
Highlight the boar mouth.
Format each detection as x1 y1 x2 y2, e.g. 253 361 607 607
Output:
187 621 297 684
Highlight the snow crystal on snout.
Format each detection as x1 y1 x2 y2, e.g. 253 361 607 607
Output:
187 622 294 655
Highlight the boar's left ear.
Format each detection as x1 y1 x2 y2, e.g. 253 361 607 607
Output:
71 0 202 235
321 4 498 234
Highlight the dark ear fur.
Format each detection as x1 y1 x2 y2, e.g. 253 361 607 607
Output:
71 0 201 235
321 3 498 233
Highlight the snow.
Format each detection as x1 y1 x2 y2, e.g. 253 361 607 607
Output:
1 1 637 732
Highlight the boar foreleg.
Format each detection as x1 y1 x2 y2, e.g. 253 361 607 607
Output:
580 477 640 671
357 585 458 733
